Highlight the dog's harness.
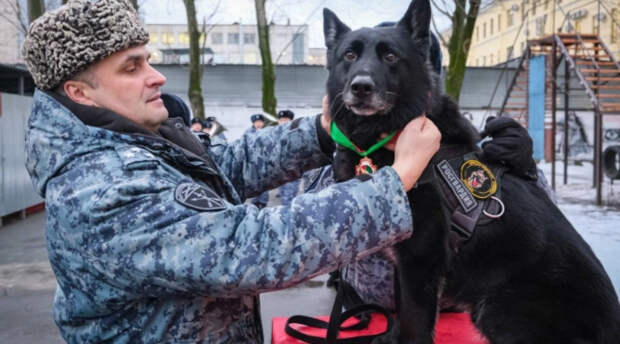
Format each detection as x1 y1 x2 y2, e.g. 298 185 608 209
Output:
418 150 506 250
330 123 506 248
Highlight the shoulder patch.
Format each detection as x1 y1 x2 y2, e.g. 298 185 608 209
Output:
460 160 497 199
174 182 226 211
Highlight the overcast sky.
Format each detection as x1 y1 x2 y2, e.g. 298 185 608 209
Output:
140 0 451 48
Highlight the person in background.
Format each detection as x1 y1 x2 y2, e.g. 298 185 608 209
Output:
190 117 203 132
276 109 301 206
246 113 270 209
248 113 266 131
160 93 190 126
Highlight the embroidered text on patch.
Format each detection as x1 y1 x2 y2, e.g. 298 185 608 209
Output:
174 183 226 211
436 160 477 213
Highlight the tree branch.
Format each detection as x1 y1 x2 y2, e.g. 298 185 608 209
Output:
431 15 449 49
430 0 453 20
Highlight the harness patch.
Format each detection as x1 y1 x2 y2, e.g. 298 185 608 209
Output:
460 160 497 199
436 160 477 213
174 183 226 211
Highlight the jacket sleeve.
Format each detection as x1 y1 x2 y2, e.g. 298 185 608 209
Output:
210 115 333 199
70 166 412 298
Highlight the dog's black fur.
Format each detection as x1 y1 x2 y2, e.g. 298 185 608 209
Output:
324 1 620 343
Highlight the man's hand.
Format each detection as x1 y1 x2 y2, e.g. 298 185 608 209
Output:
481 116 538 180
321 95 331 135
391 116 441 191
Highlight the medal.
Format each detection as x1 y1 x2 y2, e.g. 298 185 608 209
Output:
355 157 378 175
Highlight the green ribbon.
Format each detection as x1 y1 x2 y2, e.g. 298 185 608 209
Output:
330 121 397 157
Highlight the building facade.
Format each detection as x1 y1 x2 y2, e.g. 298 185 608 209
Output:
146 23 311 65
441 0 619 67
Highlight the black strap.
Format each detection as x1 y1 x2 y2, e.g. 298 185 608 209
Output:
284 276 393 344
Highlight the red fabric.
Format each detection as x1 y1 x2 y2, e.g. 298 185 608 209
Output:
272 312 488 344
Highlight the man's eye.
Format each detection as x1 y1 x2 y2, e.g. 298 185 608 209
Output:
384 52 399 63
344 51 357 62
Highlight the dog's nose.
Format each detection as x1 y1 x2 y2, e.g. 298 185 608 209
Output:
350 75 375 98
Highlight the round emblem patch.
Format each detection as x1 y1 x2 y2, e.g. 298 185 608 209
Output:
459 160 497 199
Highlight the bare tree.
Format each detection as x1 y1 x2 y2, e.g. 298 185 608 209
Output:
0 0 28 34
182 0 205 120
254 0 277 116
27 0 44 23
432 0 482 102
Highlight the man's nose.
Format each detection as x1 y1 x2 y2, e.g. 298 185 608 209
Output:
350 75 375 98
146 64 166 87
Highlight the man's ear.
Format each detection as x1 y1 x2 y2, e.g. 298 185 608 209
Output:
397 0 432 52
63 80 97 107
323 8 351 50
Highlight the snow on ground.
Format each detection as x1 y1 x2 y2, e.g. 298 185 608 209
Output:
538 160 620 294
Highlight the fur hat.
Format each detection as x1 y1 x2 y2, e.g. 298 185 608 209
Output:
22 0 149 91
250 114 265 123
277 110 294 119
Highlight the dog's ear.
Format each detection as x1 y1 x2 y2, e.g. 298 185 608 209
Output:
397 0 431 50
323 8 351 50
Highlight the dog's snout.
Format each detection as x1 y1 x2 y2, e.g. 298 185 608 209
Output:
350 75 375 98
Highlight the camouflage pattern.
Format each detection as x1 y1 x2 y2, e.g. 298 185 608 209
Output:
278 179 300 206
25 90 414 343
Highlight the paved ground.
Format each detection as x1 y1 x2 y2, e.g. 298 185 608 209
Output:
1 188 619 343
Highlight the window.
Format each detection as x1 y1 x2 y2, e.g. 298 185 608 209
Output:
149 33 159 44
228 33 239 44
243 33 255 44
507 10 513 27
244 52 258 64
532 0 537 15
490 53 494 65
482 56 486 66
483 22 487 38
536 15 547 36
476 57 479 66
178 33 190 44
498 14 502 31
162 33 175 45
211 32 223 44
507 46 514 59
490 18 494 35
292 33 305 64
520 41 525 53
476 26 479 41
544 0 549 9
522 3 526 21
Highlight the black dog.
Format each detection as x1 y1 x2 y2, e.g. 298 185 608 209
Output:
324 0 620 343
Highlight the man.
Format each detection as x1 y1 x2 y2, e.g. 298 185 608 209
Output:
277 109 295 125
161 93 191 127
190 117 203 132
22 1 440 342
249 113 266 130
246 113 270 208
276 110 301 206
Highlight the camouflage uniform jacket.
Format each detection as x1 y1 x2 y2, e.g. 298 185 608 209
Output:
25 90 414 343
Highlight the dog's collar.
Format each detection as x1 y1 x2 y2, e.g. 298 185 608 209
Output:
330 121 397 157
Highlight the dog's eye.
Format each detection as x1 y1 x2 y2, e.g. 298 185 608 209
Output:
384 52 399 63
344 51 357 62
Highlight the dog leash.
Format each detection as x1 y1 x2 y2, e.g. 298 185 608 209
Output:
284 275 394 343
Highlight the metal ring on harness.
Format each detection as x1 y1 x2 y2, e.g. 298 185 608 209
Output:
482 196 505 219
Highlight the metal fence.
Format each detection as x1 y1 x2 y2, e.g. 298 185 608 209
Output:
0 93 43 219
